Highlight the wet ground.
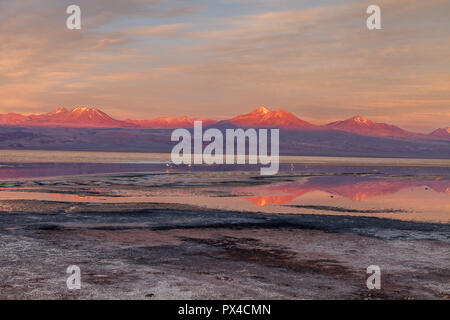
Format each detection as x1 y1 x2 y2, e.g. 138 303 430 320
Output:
0 200 449 299
1 166 449 223
0 161 449 299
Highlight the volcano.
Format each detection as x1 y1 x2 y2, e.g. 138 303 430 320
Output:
325 115 414 137
22 107 131 128
222 106 315 129
429 127 450 140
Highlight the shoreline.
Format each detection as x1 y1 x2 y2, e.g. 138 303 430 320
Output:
1 149 450 167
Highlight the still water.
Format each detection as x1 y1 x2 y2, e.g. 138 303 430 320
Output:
0 150 449 223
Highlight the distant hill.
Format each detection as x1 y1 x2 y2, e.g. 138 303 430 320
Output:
429 128 450 140
0 107 216 129
0 106 447 138
0 113 30 125
0 126 449 159
1 106 449 158
325 115 416 138
124 116 217 128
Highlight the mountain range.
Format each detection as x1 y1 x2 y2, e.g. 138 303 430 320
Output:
0 106 448 140
0 106 449 159
124 116 217 129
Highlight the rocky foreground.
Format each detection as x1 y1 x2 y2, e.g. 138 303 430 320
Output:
0 200 448 300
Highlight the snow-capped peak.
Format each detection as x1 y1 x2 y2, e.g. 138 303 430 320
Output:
351 115 370 124
254 106 271 114
72 106 92 112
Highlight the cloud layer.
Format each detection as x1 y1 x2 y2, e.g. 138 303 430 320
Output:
0 0 449 132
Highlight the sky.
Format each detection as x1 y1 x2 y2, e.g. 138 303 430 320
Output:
0 0 449 132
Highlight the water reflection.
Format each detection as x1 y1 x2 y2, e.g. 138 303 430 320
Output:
233 176 450 206
0 160 448 223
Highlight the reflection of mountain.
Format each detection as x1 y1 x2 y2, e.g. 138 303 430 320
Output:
233 177 450 206
246 195 298 206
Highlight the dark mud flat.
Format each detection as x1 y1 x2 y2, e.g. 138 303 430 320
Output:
0 201 448 300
